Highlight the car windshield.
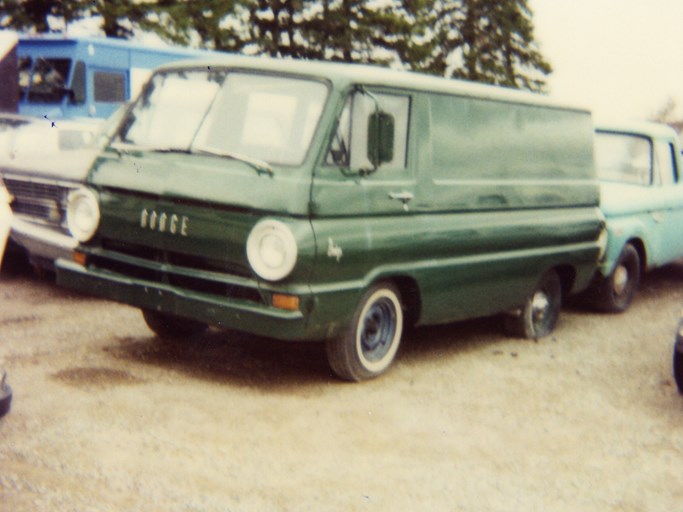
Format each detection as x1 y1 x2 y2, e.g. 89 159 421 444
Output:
117 69 328 167
594 131 652 185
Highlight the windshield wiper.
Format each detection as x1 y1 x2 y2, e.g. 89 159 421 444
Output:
109 142 191 156
192 146 273 177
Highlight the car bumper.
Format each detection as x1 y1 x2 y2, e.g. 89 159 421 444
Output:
10 216 76 267
56 258 356 341
0 196 11 267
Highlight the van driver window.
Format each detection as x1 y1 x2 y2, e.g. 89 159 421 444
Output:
326 91 410 170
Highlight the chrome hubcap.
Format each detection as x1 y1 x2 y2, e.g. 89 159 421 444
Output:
531 291 550 323
613 265 629 296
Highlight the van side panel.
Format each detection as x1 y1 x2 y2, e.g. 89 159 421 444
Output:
310 89 602 328
310 208 602 327
422 93 598 211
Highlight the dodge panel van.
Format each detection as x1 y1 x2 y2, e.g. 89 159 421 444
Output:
56 56 605 381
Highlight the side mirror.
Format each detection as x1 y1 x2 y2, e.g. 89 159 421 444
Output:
367 111 394 167
69 60 86 105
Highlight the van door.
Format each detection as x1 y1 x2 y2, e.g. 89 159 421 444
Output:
311 88 415 217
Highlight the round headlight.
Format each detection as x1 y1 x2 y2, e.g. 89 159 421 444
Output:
67 188 100 242
246 219 297 281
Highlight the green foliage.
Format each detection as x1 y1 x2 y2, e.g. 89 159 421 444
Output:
0 0 552 91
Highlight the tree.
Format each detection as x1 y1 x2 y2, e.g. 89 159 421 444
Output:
426 0 551 91
0 0 552 92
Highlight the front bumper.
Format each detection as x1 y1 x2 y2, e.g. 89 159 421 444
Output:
56 258 352 341
10 216 76 267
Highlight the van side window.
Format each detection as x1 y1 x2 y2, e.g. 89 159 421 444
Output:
326 90 410 171
654 141 678 185
94 71 126 102
593 132 652 185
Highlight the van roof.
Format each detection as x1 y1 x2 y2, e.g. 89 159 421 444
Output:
157 54 589 112
595 119 679 140
18 35 211 58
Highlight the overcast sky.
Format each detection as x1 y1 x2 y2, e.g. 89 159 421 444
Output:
529 0 683 122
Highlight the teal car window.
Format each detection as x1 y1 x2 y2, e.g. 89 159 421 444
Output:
594 131 652 185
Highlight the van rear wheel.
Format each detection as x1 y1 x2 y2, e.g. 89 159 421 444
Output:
142 309 208 339
326 283 404 381
504 269 562 339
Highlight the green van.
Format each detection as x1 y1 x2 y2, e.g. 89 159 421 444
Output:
56 56 605 381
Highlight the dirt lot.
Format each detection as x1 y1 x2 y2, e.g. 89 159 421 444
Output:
1 256 682 511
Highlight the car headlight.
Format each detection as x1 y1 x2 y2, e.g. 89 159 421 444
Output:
66 187 100 242
246 219 297 281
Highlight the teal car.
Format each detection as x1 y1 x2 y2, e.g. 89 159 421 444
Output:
589 121 683 312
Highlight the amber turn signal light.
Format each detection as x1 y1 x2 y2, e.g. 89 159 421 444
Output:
73 251 88 266
272 293 300 311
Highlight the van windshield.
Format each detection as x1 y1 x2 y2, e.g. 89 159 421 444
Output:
118 69 328 167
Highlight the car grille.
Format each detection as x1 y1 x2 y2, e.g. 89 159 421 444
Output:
90 239 261 304
3 176 74 232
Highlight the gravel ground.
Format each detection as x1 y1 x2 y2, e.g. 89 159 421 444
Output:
1 256 682 511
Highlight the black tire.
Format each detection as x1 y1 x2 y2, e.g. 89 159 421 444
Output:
674 342 683 394
141 309 208 339
0 370 12 419
504 269 562 339
596 244 641 313
326 282 404 381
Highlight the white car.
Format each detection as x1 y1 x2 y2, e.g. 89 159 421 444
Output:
0 107 124 270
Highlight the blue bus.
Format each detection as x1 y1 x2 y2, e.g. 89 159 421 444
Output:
16 36 218 120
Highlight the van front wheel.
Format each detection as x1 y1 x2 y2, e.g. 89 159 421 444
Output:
142 309 208 339
326 283 404 381
504 270 562 339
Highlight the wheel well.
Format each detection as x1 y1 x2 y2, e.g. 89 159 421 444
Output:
388 276 421 328
554 265 576 296
625 238 646 270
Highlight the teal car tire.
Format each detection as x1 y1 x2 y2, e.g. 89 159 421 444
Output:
326 282 404 381
674 339 683 394
597 244 640 313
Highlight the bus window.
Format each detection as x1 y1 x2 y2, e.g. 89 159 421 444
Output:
94 71 125 102
27 57 71 103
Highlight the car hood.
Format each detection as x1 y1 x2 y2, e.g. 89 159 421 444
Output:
0 148 100 182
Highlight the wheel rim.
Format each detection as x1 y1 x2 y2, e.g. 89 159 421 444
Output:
360 298 397 363
612 264 629 296
531 290 551 325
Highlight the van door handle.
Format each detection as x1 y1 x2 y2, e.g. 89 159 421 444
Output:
388 191 414 211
